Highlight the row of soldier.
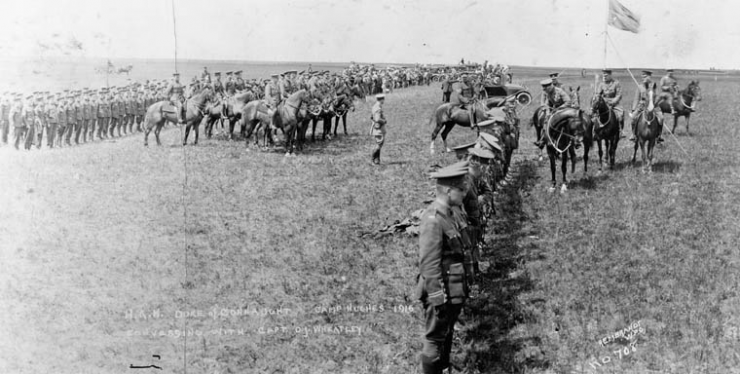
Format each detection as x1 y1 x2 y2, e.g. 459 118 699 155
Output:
415 132 506 374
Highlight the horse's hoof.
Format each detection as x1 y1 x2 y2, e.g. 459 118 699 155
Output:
538 156 543 162
446 148 452 153
548 186 556 193
285 152 290 157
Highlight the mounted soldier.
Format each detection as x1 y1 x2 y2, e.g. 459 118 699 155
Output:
657 69 680 114
224 71 236 97
534 78 573 148
264 73 281 110
630 70 663 142
595 69 625 137
165 72 186 124
448 73 476 128
235 70 245 92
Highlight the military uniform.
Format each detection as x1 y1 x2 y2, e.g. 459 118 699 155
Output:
1 95 10 145
415 163 470 374
98 92 110 139
658 70 678 113
166 74 186 122
441 77 452 103
370 94 386 164
235 71 245 91
264 75 281 108
630 71 663 140
596 69 624 129
22 98 36 150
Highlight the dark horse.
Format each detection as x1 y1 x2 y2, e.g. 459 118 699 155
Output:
271 89 315 156
142 87 212 146
429 101 490 154
590 91 621 171
657 80 702 135
542 107 590 192
331 84 365 137
204 92 255 140
632 87 662 173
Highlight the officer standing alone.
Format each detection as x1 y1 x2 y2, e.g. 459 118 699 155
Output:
369 93 387 165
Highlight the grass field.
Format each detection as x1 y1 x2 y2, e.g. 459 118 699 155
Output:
1 63 739 374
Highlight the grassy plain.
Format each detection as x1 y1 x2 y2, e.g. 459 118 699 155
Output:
1 61 739 374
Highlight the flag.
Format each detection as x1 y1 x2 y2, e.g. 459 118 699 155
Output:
608 0 640 33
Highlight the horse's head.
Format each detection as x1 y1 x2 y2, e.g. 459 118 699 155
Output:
568 86 581 109
590 89 606 113
688 80 702 101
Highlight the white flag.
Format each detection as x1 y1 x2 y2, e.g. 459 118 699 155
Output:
608 0 640 33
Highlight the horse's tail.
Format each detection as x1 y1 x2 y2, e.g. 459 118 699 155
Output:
530 107 540 128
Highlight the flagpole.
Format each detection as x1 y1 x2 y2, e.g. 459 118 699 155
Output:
603 0 609 68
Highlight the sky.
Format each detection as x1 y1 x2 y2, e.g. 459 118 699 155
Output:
0 0 738 69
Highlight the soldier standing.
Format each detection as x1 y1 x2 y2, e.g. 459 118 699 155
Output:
108 90 119 137
81 91 93 142
33 95 47 149
441 76 452 103
10 95 25 150
22 95 36 150
45 96 58 148
369 94 387 165
415 162 470 374
1 93 10 145
98 89 110 139
56 96 68 146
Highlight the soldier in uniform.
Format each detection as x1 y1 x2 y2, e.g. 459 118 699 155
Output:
224 71 236 97
73 93 85 144
125 89 136 134
596 69 625 137
534 78 573 148
630 70 663 142
264 73 281 109
369 93 387 165
549 72 563 88
56 95 68 146
33 94 47 149
45 96 58 148
658 69 679 114
449 74 476 128
201 66 210 82
415 162 470 374
135 89 146 132
98 89 110 139
1 93 10 145
10 95 25 150
235 70 245 91
108 90 120 137
22 95 36 150
165 73 186 123
441 76 452 103
82 91 94 142
210 72 224 100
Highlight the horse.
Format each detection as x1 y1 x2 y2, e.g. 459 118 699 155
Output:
240 100 274 149
531 87 581 162
307 98 334 141
632 85 662 173
590 91 621 171
429 100 491 154
542 107 590 192
657 80 702 135
142 88 212 146
270 89 315 156
331 85 364 137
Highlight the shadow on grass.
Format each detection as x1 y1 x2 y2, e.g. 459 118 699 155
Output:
460 160 550 373
651 160 682 173
568 173 609 190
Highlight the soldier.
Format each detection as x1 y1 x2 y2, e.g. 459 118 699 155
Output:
549 72 563 88
108 90 120 137
135 89 146 132
596 69 625 137
212 72 224 99
630 70 663 142
449 74 476 127
115 90 126 136
98 89 110 139
125 89 136 134
224 71 236 97
81 91 93 142
235 70 245 91
369 93 387 165
441 76 452 103
658 69 679 114
10 95 25 150
71 93 84 144
534 78 573 148
56 96 68 146
22 95 36 150
264 74 281 109
1 93 10 145
33 94 47 149
165 73 186 123
415 162 470 374
201 66 210 82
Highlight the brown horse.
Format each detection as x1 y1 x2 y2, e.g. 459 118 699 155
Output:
543 107 590 192
632 87 662 173
429 100 490 154
331 84 364 137
240 100 274 148
142 88 212 146
590 91 621 171
658 80 702 135
272 89 315 156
